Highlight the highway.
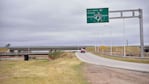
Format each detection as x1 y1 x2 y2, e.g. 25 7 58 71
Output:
76 52 149 72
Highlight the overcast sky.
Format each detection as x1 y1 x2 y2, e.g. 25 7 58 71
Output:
0 0 149 47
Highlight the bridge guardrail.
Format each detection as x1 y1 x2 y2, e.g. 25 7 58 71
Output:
0 52 49 56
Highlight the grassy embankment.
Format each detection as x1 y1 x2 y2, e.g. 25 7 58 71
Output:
0 52 88 84
87 46 149 64
0 48 8 52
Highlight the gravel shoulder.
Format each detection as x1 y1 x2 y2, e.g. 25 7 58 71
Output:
83 63 149 84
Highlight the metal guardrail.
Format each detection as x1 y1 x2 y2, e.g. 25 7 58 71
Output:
0 52 49 56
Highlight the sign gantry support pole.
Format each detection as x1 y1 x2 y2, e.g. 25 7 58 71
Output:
139 9 144 58
109 9 144 57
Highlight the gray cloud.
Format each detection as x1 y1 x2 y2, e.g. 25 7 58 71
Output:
0 0 149 46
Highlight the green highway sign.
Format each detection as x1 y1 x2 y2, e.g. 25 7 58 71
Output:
87 8 109 23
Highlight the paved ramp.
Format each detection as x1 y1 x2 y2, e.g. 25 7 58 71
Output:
76 52 149 72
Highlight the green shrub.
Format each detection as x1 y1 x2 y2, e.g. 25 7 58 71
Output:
48 51 62 59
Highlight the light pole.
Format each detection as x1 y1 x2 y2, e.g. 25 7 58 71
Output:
110 29 113 56
123 19 126 57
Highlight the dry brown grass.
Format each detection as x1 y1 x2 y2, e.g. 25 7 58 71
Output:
0 48 8 52
0 52 88 84
87 46 141 56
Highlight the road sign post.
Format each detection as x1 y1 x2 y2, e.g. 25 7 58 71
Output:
87 8 109 52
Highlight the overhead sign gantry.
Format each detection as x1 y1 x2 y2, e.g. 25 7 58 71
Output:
86 8 144 57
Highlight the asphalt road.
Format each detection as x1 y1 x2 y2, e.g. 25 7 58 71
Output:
76 52 149 72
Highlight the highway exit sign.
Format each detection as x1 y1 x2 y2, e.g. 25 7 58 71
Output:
87 8 109 23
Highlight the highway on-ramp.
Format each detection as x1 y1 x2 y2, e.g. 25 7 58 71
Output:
75 52 149 72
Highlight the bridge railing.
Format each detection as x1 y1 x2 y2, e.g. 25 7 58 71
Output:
0 52 49 56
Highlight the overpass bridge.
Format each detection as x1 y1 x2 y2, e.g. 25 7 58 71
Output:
0 46 87 56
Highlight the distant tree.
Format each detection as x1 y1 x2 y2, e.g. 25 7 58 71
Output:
5 43 11 48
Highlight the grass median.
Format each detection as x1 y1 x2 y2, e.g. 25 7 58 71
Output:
93 52 149 64
0 52 88 84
